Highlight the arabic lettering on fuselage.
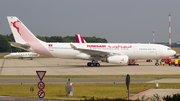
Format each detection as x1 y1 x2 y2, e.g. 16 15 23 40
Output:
87 45 132 48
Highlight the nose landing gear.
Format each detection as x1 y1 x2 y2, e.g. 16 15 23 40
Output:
155 60 159 66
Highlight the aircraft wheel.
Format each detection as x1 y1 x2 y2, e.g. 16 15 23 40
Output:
90 63 94 67
87 62 91 66
96 63 100 67
155 63 159 66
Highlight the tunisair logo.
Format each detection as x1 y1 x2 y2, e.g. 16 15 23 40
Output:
87 45 106 48
11 20 22 36
87 45 132 48
108 45 132 48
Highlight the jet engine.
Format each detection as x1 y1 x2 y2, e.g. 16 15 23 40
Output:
105 55 129 64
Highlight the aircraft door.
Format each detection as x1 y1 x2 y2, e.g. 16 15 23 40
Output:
157 47 163 58
133 47 139 58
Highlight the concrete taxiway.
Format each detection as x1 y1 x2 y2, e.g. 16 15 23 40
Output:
130 89 180 100
0 78 161 84
0 96 62 101
1 78 180 84
0 58 180 75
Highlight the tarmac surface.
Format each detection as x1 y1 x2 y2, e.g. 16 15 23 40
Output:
1 78 180 84
130 89 180 100
0 96 62 101
1 58 180 75
0 78 164 84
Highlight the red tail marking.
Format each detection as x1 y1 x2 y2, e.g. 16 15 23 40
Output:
80 36 85 43
11 20 21 36
75 34 80 43
48 44 53 47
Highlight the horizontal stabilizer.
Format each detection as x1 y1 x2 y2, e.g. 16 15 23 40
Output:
10 42 31 49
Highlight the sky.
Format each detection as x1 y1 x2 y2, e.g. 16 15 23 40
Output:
0 0 180 43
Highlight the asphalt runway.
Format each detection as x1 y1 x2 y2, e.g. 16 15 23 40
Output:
1 78 180 84
0 78 159 84
1 58 180 75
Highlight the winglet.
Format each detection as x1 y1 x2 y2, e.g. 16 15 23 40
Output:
70 44 77 49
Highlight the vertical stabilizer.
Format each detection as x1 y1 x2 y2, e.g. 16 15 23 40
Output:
7 16 53 57
7 17 26 43
75 34 87 43
7 16 42 43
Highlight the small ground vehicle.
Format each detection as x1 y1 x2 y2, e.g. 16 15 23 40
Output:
160 58 174 66
146 60 152 62
174 59 180 66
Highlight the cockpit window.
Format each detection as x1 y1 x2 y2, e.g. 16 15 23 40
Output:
167 48 172 50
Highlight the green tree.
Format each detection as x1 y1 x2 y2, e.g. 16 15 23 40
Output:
47 36 63 42
36 35 47 42
63 36 76 42
6 33 14 42
5 33 26 52
0 34 11 52
83 36 107 43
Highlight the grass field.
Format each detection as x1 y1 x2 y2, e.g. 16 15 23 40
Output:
0 83 180 100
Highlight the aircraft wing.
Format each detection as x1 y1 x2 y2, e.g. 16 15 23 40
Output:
10 42 31 50
70 44 122 57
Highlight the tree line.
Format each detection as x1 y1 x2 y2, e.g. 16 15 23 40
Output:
0 33 107 52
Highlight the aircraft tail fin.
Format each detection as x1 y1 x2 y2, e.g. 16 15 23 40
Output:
7 16 53 57
7 16 43 44
75 34 87 43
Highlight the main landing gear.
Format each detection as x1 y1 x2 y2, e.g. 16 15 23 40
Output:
128 59 139 66
87 60 100 67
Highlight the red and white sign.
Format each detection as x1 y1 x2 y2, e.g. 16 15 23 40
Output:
38 90 45 98
36 71 46 81
38 81 45 90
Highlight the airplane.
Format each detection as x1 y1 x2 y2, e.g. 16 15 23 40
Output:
7 16 176 67
4 52 40 60
75 34 87 43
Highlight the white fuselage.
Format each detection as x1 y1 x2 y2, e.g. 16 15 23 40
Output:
29 42 175 60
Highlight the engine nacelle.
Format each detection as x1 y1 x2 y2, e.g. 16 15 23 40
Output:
106 55 129 64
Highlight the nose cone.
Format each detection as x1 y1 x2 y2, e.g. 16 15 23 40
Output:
169 49 177 57
172 50 177 55
4 55 10 58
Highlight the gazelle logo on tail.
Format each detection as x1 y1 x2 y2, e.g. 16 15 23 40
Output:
75 34 87 43
11 20 22 36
